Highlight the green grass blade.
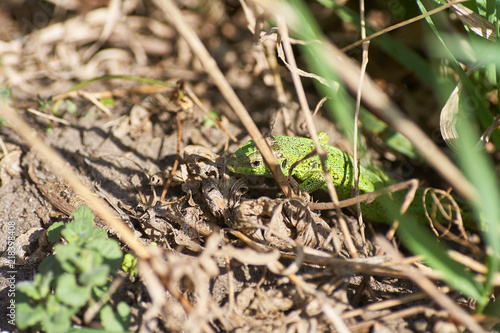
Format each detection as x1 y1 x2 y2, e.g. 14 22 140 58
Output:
332 5 441 92
455 111 500 311
416 0 500 149
284 0 494 309
390 206 484 301
68 75 175 92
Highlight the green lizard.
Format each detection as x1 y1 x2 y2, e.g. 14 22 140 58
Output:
226 132 471 226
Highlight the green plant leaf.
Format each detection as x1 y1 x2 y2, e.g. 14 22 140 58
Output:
202 110 220 127
53 99 63 116
85 238 123 272
483 298 500 318
66 99 77 114
72 204 95 222
99 97 114 107
38 254 64 276
42 294 76 333
16 281 41 301
37 95 52 112
74 248 104 274
389 204 484 300
89 227 109 240
92 284 108 299
455 113 500 309
37 271 54 299
15 201 129 331
360 110 420 159
47 221 65 243
55 243 81 273
116 301 131 326
79 264 110 287
68 75 175 92
16 301 45 330
331 5 440 91
16 271 54 301
416 0 500 149
56 274 91 308
62 206 95 245
415 0 500 310
100 302 130 332
122 253 138 277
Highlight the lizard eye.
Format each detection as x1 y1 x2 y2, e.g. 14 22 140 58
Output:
281 159 287 169
251 160 261 168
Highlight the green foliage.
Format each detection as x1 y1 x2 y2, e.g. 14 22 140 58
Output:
122 253 138 278
52 99 77 116
37 95 53 112
100 302 131 331
282 0 500 317
417 0 500 148
99 97 115 107
416 0 500 312
381 195 484 300
16 205 129 333
202 109 221 128
121 243 158 278
67 74 175 92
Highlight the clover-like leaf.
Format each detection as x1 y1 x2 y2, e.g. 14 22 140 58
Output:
85 238 123 272
62 205 95 245
79 264 110 287
47 221 65 243
42 294 77 333
100 302 130 332
54 243 81 274
55 274 91 308
38 254 64 277
16 301 45 330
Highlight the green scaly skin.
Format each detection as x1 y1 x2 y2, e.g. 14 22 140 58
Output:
226 132 474 226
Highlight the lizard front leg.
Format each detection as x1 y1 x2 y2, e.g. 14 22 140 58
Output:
297 172 327 194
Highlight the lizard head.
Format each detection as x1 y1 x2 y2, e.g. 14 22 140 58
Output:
226 137 286 177
226 139 273 177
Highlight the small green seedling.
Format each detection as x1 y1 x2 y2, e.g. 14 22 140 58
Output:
122 242 157 278
202 109 220 128
121 254 138 278
16 205 129 333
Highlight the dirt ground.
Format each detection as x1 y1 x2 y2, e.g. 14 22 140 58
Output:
0 1 494 332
